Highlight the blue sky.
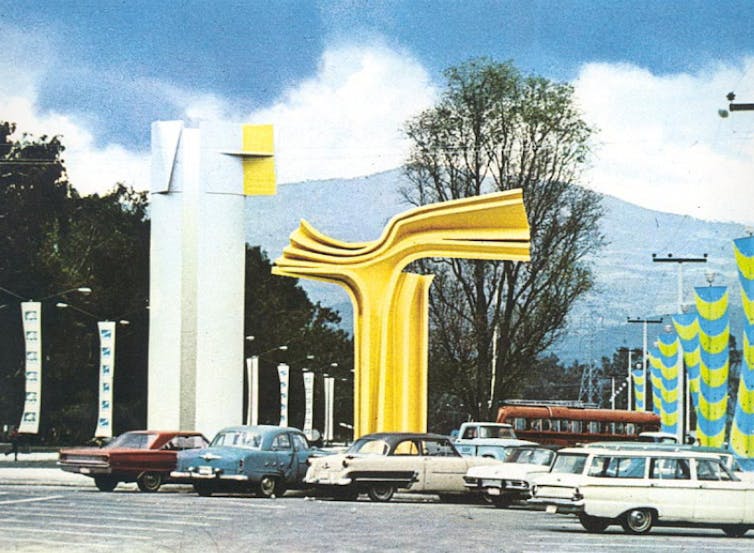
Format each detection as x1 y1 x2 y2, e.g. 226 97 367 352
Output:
2 0 754 223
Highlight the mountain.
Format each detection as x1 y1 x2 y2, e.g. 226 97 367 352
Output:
245 169 749 364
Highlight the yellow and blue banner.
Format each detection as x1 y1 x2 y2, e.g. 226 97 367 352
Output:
648 346 663 417
632 366 646 411
694 285 730 448
672 312 701 423
657 332 681 436
731 236 754 469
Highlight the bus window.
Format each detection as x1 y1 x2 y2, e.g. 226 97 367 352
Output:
588 421 600 434
626 423 636 435
569 420 582 433
542 419 552 431
513 417 526 431
614 422 625 434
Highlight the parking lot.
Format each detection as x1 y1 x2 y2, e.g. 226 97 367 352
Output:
1 480 753 553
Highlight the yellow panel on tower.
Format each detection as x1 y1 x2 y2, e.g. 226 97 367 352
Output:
242 124 276 196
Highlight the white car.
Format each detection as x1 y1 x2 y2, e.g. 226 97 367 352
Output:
529 446 754 536
463 445 559 507
305 432 502 502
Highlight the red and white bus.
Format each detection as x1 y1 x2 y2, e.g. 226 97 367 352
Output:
496 401 661 446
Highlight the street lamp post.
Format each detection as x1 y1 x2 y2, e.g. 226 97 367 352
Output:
627 317 663 412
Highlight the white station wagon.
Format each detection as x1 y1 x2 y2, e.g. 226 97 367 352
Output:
529 446 754 537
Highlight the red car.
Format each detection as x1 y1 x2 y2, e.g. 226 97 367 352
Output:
58 430 209 492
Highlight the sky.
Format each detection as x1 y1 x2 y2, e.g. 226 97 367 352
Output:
2 0 754 224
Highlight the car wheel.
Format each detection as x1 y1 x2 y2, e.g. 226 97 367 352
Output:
136 471 164 493
721 525 749 537
579 514 610 533
193 482 214 497
258 475 279 498
367 484 395 502
93 475 118 492
620 508 654 534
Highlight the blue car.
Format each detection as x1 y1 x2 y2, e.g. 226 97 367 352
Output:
171 425 322 497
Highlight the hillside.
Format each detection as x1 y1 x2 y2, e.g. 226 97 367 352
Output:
245 169 749 363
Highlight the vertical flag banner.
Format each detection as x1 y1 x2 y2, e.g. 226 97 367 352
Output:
95 322 116 438
19 302 42 434
277 363 289 427
648 346 663 417
694 285 730 448
672 313 701 421
324 376 335 443
303 371 314 440
657 332 682 439
632 366 646 411
731 236 754 468
246 356 259 426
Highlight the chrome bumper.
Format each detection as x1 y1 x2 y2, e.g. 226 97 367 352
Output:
170 470 250 481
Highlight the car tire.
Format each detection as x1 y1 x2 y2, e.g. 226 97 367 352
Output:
367 484 395 502
194 482 214 497
620 508 654 534
721 525 749 537
94 475 118 492
136 471 163 493
579 513 610 533
258 475 280 498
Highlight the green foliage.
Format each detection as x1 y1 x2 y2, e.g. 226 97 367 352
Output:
403 59 605 423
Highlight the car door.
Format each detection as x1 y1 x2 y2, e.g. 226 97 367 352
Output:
271 433 297 483
646 457 695 521
420 438 469 493
692 458 746 523
290 433 311 482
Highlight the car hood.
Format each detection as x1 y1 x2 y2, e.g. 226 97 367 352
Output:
466 462 550 480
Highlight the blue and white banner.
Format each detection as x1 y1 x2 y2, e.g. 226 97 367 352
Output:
95 322 116 438
303 371 314 440
246 356 259 426
278 363 289 427
19 302 42 434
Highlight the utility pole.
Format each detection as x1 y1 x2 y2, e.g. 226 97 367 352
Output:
652 252 707 444
627 317 663 412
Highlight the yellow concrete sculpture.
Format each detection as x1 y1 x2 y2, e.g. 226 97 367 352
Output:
273 189 530 437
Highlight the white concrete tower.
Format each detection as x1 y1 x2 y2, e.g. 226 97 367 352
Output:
148 120 275 438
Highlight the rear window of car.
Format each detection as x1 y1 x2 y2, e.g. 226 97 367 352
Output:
551 453 588 474
509 448 555 466
107 432 158 449
349 438 389 455
211 431 262 449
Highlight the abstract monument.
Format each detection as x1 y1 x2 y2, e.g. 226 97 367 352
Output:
273 190 531 436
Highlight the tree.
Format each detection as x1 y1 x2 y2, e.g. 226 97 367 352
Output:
403 59 605 422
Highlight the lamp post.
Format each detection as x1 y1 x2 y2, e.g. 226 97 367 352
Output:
627 317 663 412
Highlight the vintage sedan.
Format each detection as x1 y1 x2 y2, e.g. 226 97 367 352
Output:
464 445 560 507
305 432 503 502
171 425 321 497
58 430 209 492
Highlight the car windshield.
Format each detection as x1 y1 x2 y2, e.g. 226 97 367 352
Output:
211 430 263 449
551 453 588 474
348 438 390 455
107 432 157 449
508 448 555 466
478 425 515 439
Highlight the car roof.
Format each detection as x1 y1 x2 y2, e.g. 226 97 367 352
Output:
557 445 726 459
217 425 304 434
585 442 732 455
357 432 451 442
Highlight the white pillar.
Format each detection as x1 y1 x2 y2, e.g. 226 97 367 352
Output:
246 356 259 426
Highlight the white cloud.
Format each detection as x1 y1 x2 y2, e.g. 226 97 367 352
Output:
574 60 754 224
248 43 438 183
